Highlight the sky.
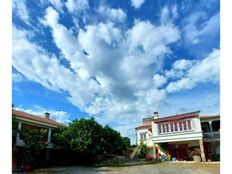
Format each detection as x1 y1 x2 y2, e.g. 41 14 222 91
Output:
12 0 220 144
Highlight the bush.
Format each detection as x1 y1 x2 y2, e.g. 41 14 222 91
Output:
138 142 149 159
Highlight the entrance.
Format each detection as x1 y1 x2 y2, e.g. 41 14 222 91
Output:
168 144 188 160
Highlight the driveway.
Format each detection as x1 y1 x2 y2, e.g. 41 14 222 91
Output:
27 162 220 174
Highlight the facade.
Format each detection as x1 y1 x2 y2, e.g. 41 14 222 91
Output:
135 111 220 161
12 109 65 170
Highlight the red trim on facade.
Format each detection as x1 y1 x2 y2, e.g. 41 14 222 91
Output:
153 111 200 123
12 109 65 127
200 115 220 120
135 124 151 130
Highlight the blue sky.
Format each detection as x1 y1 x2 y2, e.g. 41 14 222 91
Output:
12 0 220 143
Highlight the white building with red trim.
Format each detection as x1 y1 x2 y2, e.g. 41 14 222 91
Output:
135 111 220 161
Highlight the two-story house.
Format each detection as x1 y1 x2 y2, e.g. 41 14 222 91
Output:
135 111 220 161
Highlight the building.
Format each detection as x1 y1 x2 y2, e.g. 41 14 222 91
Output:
12 109 65 170
135 111 220 161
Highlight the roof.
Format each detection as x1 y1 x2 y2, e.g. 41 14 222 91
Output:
200 115 220 120
12 109 65 127
153 111 200 123
135 124 151 130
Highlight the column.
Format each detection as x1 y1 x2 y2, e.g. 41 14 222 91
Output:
153 144 157 158
209 121 213 132
17 122 22 142
199 139 206 162
18 121 22 130
47 128 52 143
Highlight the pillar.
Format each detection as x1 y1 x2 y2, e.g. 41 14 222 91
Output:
199 139 206 162
18 121 22 130
153 144 157 158
209 121 213 132
17 122 22 143
47 128 52 143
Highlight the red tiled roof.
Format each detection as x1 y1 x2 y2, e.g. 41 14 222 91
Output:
12 109 65 127
153 111 200 123
200 115 220 120
135 124 151 130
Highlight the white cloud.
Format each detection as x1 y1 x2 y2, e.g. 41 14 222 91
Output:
13 72 25 83
160 6 169 24
172 5 178 19
183 12 219 45
13 0 30 24
50 0 63 11
172 59 194 70
166 49 220 93
98 6 127 23
65 0 89 14
14 105 71 125
153 74 167 88
130 0 146 9
13 7 182 143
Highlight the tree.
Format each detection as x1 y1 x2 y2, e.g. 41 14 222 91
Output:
20 128 47 165
60 118 105 156
121 137 131 150
138 141 149 158
52 118 131 157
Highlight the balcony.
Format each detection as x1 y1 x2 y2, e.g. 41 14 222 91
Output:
203 132 220 140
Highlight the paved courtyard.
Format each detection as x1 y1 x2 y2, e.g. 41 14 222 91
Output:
27 162 220 174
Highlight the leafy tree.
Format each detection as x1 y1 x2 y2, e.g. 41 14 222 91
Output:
121 137 131 150
61 118 105 156
20 128 47 165
52 118 131 157
138 141 149 158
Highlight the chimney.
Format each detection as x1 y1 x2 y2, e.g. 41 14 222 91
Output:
44 112 50 119
153 112 159 119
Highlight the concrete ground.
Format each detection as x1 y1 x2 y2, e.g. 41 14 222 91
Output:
26 162 220 174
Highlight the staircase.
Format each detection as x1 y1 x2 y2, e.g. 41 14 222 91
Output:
130 146 139 159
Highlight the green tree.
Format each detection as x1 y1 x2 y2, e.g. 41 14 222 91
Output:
138 141 149 158
64 118 104 156
52 118 131 157
121 137 131 150
20 128 47 165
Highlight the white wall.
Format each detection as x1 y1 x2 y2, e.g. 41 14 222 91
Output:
136 128 153 147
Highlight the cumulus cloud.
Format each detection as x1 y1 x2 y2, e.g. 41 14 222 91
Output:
130 0 146 9
49 0 63 11
153 74 167 88
13 0 30 24
97 6 127 23
183 12 219 45
166 49 220 93
13 72 25 83
14 105 71 125
13 6 182 142
65 0 89 14
172 59 194 70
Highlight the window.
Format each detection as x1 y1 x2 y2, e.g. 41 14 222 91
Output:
140 133 146 140
187 120 191 130
158 125 162 134
179 122 183 131
201 122 210 132
174 122 178 131
183 121 187 130
212 120 220 132
166 124 169 132
162 124 166 133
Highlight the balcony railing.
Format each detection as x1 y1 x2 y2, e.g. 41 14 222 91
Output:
203 132 220 140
